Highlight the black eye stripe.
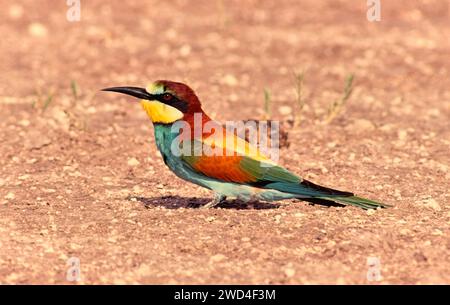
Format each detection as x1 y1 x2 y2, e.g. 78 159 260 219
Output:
156 93 188 112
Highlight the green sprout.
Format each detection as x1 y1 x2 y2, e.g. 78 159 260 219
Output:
263 87 272 120
325 73 354 124
42 93 54 112
217 0 231 29
71 80 79 101
32 87 55 112
293 70 306 127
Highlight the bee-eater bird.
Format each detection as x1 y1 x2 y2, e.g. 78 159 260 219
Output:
102 80 389 209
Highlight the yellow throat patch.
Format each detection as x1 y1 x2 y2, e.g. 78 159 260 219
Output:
140 100 184 124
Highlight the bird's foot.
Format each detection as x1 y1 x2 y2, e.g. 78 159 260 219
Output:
200 194 226 209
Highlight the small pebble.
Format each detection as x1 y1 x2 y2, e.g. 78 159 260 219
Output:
28 22 48 37
284 268 296 278
210 254 227 263
5 192 15 200
127 157 140 167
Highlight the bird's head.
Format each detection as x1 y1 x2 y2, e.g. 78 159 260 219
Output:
102 80 203 124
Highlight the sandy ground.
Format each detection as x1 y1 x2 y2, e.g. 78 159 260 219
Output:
0 0 449 284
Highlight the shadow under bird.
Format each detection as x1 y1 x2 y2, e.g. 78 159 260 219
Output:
102 80 390 209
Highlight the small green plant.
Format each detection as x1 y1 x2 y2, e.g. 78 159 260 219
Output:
32 87 55 112
42 94 54 111
325 73 354 124
217 0 231 29
293 70 306 127
68 81 91 131
70 80 79 101
263 87 272 120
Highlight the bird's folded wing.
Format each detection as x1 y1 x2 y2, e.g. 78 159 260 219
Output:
179 133 301 185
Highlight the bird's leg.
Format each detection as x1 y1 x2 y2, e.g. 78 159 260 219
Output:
200 193 226 209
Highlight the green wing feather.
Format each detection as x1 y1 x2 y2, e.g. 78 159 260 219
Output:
239 157 300 184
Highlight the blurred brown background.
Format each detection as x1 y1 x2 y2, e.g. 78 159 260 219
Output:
0 0 449 284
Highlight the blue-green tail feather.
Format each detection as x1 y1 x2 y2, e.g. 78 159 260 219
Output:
263 179 390 209
317 195 391 209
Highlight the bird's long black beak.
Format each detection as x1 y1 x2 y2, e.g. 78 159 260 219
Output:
101 86 152 100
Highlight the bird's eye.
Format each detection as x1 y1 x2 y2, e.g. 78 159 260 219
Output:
162 93 172 101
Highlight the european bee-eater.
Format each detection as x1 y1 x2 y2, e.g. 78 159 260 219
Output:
102 80 389 209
